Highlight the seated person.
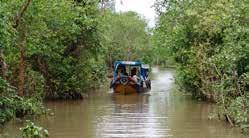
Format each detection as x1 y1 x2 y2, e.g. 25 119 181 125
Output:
111 67 124 87
129 68 138 84
117 66 128 77
115 66 128 81
129 68 140 92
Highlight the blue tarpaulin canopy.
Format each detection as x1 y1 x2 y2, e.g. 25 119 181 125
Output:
113 61 142 78
114 61 142 70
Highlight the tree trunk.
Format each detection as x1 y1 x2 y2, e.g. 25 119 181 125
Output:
13 0 32 28
13 0 32 96
0 49 7 80
17 26 26 97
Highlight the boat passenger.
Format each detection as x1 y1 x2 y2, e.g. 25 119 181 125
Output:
117 66 128 77
114 66 127 83
130 68 138 83
130 68 140 92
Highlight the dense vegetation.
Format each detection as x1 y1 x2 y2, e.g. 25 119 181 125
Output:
0 0 151 127
0 0 153 128
101 11 152 67
154 0 249 126
0 0 104 126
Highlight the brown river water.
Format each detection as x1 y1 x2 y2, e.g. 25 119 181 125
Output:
2 68 246 138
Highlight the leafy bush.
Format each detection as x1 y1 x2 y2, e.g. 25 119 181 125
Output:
0 96 44 125
228 97 249 124
0 75 44 125
20 120 48 138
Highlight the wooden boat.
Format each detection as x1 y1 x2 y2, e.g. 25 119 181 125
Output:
110 61 151 94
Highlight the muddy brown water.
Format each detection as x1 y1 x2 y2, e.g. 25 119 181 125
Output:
2 68 246 138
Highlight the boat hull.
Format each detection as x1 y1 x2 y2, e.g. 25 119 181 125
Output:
114 83 138 94
113 83 150 94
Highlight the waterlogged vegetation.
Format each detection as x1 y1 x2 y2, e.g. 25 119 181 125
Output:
154 0 249 129
0 0 248 137
0 75 44 126
20 120 49 138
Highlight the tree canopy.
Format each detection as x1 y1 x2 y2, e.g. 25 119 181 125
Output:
101 11 152 66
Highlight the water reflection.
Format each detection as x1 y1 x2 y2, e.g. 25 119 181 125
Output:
2 68 246 138
95 94 171 138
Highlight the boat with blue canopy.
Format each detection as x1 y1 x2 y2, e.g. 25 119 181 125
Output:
110 61 151 94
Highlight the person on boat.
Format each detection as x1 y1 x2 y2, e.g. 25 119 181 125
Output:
130 68 138 83
122 67 128 76
117 67 123 77
130 68 140 92
117 66 128 77
111 66 127 86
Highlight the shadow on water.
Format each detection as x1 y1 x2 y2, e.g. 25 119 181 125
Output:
2 68 247 138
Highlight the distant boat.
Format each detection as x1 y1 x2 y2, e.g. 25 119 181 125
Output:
110 61 151 94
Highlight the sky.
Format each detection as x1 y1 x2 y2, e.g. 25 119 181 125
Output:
115 0 157 28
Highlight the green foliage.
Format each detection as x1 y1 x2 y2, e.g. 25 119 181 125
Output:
0 0 98 126
227 97 248 124
154 0 249 126
0 0 108 99
100 11 152 65
20 120 48 138
0 95 44 125
1 0 152 101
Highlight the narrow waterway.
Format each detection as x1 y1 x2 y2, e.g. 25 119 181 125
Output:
3 68 245 138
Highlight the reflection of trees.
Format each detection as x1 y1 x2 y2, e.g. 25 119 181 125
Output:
167 95 239 137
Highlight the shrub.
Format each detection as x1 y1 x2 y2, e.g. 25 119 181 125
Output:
20 120 48 138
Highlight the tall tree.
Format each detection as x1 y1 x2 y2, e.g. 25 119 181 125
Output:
13 0 32 96
101 11 152 66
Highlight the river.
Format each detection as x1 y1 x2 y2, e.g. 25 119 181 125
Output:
3 68 246 138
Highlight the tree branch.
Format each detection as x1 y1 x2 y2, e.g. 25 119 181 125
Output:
13 0 32 28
